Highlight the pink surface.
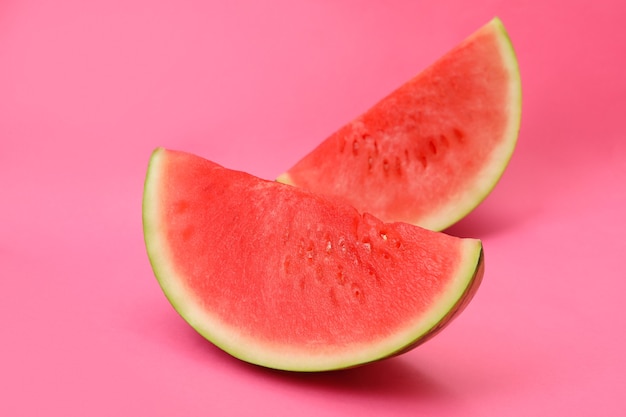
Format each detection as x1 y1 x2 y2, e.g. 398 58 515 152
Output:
1 1 625 415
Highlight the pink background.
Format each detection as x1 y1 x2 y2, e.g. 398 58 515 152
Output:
1 0 625 415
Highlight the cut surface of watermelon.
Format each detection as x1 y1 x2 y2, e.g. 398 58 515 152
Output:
143 148 484 371
277 17 522 231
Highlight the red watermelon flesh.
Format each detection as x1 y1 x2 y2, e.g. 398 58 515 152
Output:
277 17 522 231
143 148 484 371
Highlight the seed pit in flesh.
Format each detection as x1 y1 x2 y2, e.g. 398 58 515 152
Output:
453 127 465 143
283 255 292 273
367 265 382 285
352 140 360 155
337 267 345 285
338 237 347 253
429 140 437 155
417 152 428 168
339 137 347 153
351 283 363 300
361 236 372 252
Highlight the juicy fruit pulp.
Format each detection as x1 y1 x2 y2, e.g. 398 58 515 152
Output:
143 148 484 371
277 17 522 231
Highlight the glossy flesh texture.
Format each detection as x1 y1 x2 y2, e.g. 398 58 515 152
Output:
143 148 484 371
277 18 521 231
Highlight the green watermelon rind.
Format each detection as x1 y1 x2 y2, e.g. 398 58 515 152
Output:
143 148 485 372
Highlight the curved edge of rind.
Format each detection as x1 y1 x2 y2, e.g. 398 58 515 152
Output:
142 147 165 276
385 242 485 359
142 148 217 342
142 148 185 311
490 16 523 161
428 17 522 232
272 238 485 372
141 150 306 371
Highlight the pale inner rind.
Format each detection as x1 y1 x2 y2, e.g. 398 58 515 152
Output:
413 18 522 231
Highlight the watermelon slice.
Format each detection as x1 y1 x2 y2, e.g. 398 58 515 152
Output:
277 17 522 231
143 148 484 371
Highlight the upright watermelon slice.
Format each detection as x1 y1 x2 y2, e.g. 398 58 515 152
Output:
143 148 484 372
277 17 522 231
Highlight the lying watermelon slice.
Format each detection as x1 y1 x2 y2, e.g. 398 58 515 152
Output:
143 148 484 371
277 17 522 231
